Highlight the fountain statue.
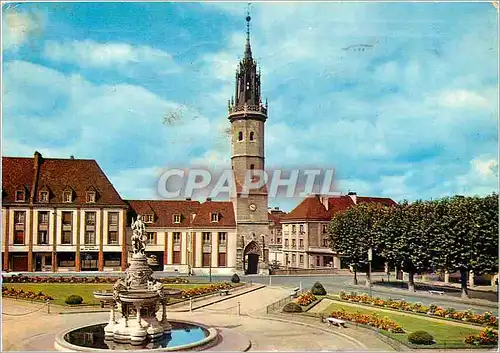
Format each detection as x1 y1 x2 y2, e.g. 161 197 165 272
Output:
93 214 176 345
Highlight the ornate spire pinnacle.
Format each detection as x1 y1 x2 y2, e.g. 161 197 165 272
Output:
244 3 252 60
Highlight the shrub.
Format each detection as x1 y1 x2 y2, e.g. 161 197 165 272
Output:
408 331 434 345
231 273 240 283
65 295 84 305
283 302 303 313
311 281 326 295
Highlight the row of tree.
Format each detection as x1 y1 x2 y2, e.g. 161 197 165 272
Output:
328 194 499 298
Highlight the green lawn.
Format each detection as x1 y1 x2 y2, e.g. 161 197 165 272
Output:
2 283 204 306
322 300 483 347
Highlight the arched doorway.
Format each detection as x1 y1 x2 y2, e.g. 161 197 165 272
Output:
243 241 260 275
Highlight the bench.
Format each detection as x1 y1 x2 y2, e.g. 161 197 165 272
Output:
290 287 300 297
219 289 230 296
326 317 347 328
429 290 444 296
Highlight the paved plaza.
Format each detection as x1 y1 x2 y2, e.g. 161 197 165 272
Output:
2 285 395 352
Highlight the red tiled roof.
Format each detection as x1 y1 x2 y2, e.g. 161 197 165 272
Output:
191 201 236 228
282 195 331 221
268 210 286 225
126 200 236 228
327 195 355 217
2 154 126 207
357 196 397 207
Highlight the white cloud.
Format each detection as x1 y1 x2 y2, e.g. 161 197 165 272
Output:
438 89 490 108
472 156 499 178
43 39 179 73
2 6 46 51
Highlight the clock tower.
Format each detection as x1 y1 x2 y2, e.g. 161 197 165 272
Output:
228 12 270 275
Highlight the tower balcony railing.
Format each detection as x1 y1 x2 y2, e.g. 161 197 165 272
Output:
228 103 267 115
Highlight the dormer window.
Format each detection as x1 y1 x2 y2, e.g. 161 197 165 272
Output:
173 214 181 224
144 214 154 223
63 191 72 203
15 190 26 202
211 212 220 223
39 191 49 203
86 191 96 203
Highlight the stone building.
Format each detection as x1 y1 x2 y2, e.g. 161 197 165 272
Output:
2 152 128 272
278 193 395 270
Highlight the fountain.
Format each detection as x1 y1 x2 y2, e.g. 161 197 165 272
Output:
54 214 220 351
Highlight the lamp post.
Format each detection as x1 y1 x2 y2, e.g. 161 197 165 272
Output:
368 247 373 297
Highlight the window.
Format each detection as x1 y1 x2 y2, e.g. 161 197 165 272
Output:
147 232 157 245
218 232 227 244
202 232 211 244
173 232 181 243
173 214 181 224
38 211 49 224
173 251 181 264
202 253 211 267
299 225 304 234
144 214 154 223
63 191 72 203
285 254 289 264
15 190 25 202
285 239 289 247
86 191 96 203
322 238 328 247
238 131 243 141
38 231 48 244
108 212 118 226
322 224 328 234
211 212 219 223
218 252 227 267
316 256 321 267
292 225 296 233
277 237 281 244
85 212 96 226
292 239 296 247
62 231 72 244
250 164 255 170
249 131 254 141
300 255 304 264
108 231 118 245
14 230 24 245
299 239 304 248
14 211 25 224
39 191 49 202
84 231 96 245
292 254 296 262
62 211 72 225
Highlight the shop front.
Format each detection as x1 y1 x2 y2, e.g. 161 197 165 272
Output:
34 253 53 272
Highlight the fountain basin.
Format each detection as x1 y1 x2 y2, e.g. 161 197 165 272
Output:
54 320 218 352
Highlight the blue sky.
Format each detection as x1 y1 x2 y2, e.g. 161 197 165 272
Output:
2 2 498 211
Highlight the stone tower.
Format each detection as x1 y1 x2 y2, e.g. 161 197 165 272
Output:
228 12 269 275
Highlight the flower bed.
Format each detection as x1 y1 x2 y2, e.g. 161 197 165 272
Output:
297 292 317 306
2 275 189 284
180 283 232 298
464 328 498 346
2 286 54 301
339 292 498 327
330 309 405 333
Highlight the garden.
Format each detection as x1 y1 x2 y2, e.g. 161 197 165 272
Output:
280 281 498 349
2 275 242 306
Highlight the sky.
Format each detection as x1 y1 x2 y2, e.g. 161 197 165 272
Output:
2 1 499 212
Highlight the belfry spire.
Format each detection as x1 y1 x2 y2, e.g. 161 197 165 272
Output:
244 3 252 60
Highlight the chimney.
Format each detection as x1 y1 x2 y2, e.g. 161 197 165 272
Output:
274 206 279 210
31 151 43 203
186 197 192 201
206 197 212 202
317 194 329 210
348 191 357 204
70 155 75 159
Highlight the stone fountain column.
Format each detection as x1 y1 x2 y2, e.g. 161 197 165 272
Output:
104 302 116 338
130 303 147 344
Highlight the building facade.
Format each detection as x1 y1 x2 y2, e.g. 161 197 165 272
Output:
2 152 128 272
277 193 396 270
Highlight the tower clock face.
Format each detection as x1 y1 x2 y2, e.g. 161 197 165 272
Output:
249 203 257 212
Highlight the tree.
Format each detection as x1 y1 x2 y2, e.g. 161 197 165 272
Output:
378 201 434 292
329 203 387 286
431 195 499 298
